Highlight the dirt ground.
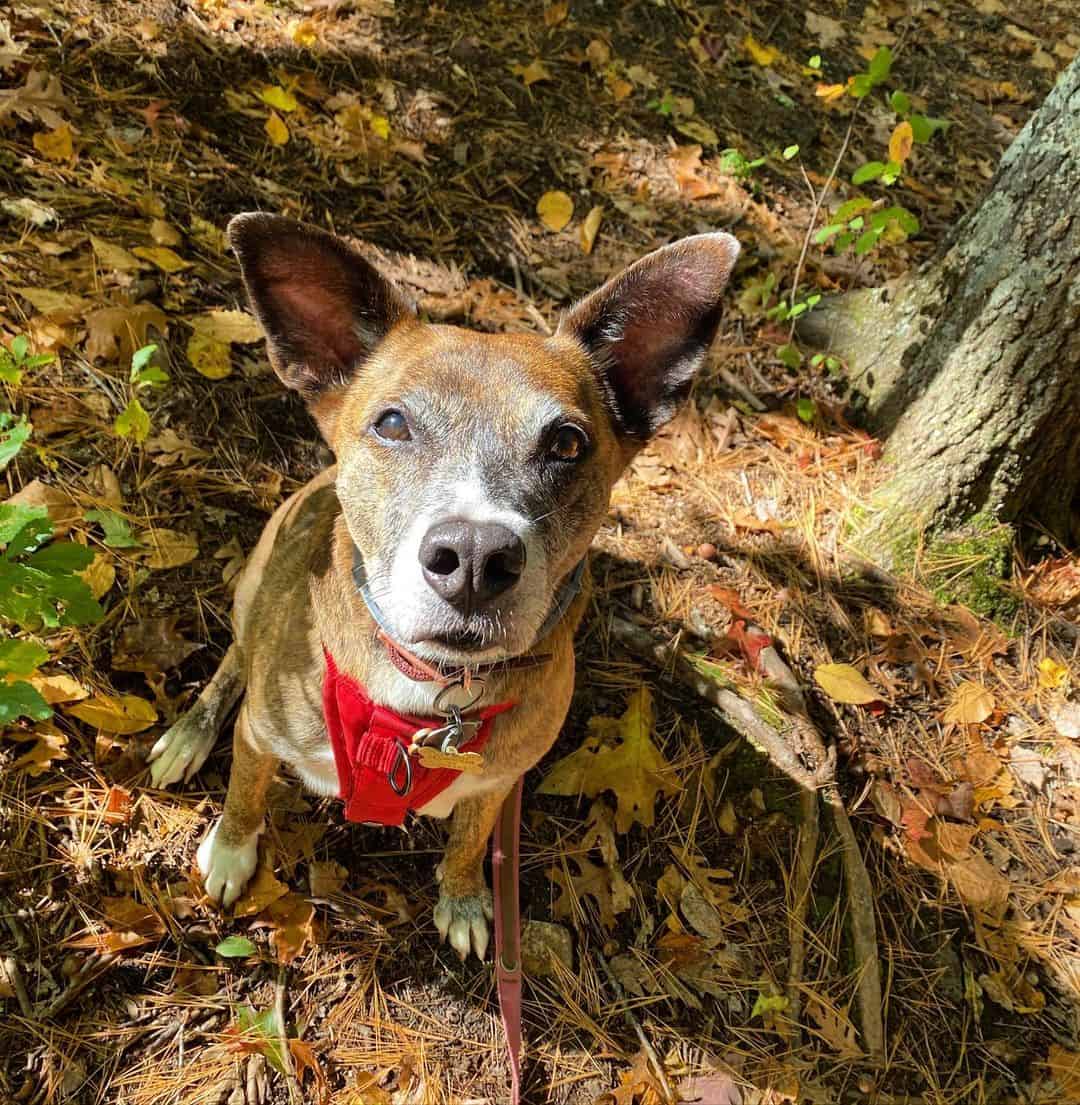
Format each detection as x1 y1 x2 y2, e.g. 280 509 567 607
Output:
1 0 1079 1103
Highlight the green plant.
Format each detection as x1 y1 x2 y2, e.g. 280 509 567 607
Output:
0 421 104 725
115 343 169 443
0 335 55 386
717 146 766 180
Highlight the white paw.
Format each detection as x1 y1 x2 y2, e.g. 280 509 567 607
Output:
196 819 261 908
434 888 494 961
148 717 215 788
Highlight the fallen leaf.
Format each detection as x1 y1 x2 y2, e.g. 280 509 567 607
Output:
308 860 348 897
112 616 202 674
536 189 574 232
232 853 289 917
84 303 167 364
813 663 880 705
91 236 142 273
149 219 182 246
1045 1045 1080 1100
265 111 290 146
807 998 863 1058
187 333 232 379
145 428 208 467
0 69 73 129
5 479 79 535
65 693 157 734
33 123 74 162
942 681 995 725
259 85 299 112
215 935 257 958
520 920 573 977
743 34 780 66
538 687 678 832
27 672 87 704
141 529 199 570
9 722 68 776
888 120 914 164
256 893 316 963
132 246 191 273
580 205 603 254
1038 657 1070 689
804 10 846 46
188 309 263 344
543 2 569 26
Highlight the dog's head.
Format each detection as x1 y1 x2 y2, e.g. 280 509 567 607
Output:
229 214 738 666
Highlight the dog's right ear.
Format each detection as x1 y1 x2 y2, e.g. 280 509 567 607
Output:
227 213 414 399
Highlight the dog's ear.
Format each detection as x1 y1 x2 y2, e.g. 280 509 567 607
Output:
558 232 740 438
227 213 414 398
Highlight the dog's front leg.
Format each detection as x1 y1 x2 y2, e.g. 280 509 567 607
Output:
196 707 277 908
435 788 510 961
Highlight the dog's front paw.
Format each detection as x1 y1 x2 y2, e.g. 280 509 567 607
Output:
434 887 494 961
196 819 261 908
148 715 216 788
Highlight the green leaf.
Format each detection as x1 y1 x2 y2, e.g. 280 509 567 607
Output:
0 504 49 547
909 113 950 143
834 196 873 223
752 991 790 1019
235 1006 288 1075
130 344 158 376
4 515 53 559
814 223 844 244
11 335 29 363
215 935 258 958
84 509 140 549
777 343 802 370
0 679 51 725
115 398 151 443
849 73 874 98
868 46 892 84
0 416 31 471
890 90 911 115
0 639 48 676
852 161 886 185
854 227 885 255
24 353 56 370
808 55 821 70
29 542 95 572
834 231 855 252
881 159 902 185
782 144 799 160
0 359 22 386
796 398 816 424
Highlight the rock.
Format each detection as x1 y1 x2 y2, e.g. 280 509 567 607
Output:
521 921 572 978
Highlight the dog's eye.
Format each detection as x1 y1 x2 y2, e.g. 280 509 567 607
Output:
373 410 410 442
550 425 587 462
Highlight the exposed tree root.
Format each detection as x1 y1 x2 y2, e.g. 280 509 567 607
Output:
608 614 885 1063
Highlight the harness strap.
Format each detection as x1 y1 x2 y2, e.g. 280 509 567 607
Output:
493 778 524 1105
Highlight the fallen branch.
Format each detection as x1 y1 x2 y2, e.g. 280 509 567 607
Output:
608 614 885 1063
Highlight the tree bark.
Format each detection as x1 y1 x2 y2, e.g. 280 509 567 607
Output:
800 55 1080 558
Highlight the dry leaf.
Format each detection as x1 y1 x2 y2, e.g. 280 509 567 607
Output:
13 286 87 317
149 219 182 246
33 123 74 162
1038 657 1070 689
231 853 289 917
112 616 202 674
536 189 573 232
743 34 780 65
91 236 142 273
543 2 569 26
65 693 157 734
188 309 263 344
27 672 87 704
579 205 603 254
538 688 678 832
813 663 880 705
141 529 199 570
5 479 79 535
80 553 116 599
259 85 299 112
265 111 290 146
84 303 167 363
9 722 68 776
132 246 191 273
256 893 316 964
0 69 73 129
308 860 348 897
942 681 995 725
889 120 914 164
145 428 208 467
515 58 553 86
187 333 232 379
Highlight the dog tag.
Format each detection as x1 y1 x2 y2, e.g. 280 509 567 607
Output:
415 745 485 774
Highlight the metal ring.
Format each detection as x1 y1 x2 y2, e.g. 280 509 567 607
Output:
433 679 485 716
388 740 413 797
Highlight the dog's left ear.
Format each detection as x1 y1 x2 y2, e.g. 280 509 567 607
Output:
227 212 414 399
558 232 740 438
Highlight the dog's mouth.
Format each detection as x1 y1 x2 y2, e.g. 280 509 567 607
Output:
427 627 490 652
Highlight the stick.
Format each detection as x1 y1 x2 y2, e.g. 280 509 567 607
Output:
1 956 31 1018
36 952 119 1020
786 787 819 1031
275 965 302 1105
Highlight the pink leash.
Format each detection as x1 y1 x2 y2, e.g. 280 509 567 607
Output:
492 777 524 1105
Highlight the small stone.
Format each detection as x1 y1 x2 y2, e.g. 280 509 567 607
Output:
697 542 718 560
521 921 572 978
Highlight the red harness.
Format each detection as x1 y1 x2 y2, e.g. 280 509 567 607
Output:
322 650 515 825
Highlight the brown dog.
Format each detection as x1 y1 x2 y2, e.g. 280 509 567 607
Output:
149 214 738 960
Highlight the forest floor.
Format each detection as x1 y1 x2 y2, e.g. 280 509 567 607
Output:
1 1 1079 1103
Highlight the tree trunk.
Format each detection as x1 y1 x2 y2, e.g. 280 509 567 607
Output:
800 55 1080 563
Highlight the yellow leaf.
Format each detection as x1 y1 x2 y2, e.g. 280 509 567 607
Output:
538 687 678 832
536 189 573 232
132 246 191 273
815 82 846 102
66 693 157 734
10 723 68 776
141 529 199 570
609 77 633 101
265 111 289 146
813 663 879 705
91 236 141 273
888 120 914 164
543 2 569 26
187 333 232 379
580 205 603 254
188 309 263 344
514 59 553 86
232 851 289 916
942 681 995 725
33 123 74 162
149 218 183 246
27 672 88 705
1038 657 1070 689
743 34 780 66
369 114 390 140
256 893 316 964
287 18 319 46
258 85 299 113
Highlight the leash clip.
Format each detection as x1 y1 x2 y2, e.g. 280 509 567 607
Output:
388 740 413 797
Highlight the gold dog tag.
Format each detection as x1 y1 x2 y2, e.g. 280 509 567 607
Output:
415 745 485 774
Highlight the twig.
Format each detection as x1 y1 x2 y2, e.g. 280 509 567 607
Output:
36 952 119 1020
786 787 819 1031
596 947 676 1104
275 965 302 1105
716 364 767 412
1 956 31 1018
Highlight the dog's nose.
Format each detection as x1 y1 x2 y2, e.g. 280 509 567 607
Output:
419 520 526 611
